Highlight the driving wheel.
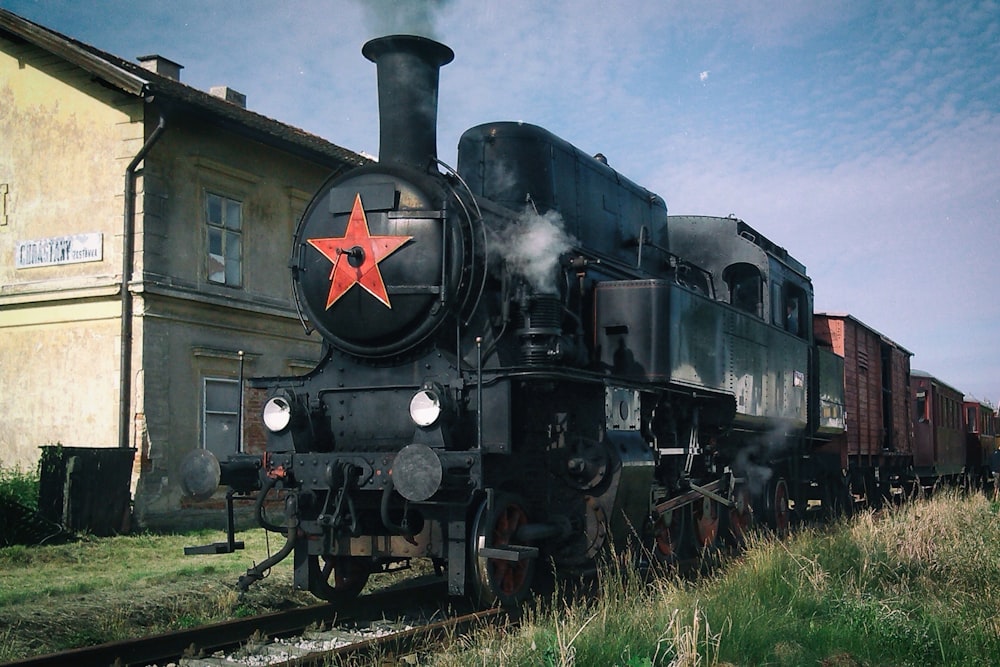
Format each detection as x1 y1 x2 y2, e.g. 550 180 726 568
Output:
469 492 535 608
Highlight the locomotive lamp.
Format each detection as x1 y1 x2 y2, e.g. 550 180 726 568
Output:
408 382 454 428
261 389 318 453
262 395 293 432
409 388 442 427
262 389 303 433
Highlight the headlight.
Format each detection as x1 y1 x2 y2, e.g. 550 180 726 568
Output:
262 395 293 432
409 388 442 427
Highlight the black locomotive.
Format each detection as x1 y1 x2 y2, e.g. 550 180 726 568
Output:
191 34 849 608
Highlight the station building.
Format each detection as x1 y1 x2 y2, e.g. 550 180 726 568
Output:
0 9 368 528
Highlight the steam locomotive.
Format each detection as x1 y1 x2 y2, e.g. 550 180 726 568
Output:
187 34 854 608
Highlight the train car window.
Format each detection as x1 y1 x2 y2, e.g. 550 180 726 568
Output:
771 282 783 327
785 299 800 335
674 261 714 297
723 263 762 317
967 406 977 433
915 390 928 423
781 284 806 337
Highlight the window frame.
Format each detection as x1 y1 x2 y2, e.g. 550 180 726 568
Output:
723 262 763 318
202 376 241 458
205 190 243 288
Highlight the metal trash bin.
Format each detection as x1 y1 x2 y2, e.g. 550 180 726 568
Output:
38 446 136 536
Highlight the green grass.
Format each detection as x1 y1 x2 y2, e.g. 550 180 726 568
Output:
0 529 315 660
0 530 272 607
431 490 1000 666
3 490 998 665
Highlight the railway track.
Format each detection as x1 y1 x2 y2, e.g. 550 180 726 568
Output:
3 578 509 667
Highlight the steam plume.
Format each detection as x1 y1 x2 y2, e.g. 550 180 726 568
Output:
489 206 577 294
354 0 454 40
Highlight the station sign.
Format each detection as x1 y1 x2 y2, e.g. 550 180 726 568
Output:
15 233 103 269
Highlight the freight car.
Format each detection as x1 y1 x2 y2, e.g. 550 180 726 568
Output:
812 313 912 510
182 33 983 609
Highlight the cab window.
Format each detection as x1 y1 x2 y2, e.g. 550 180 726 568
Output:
723 263 762 317
775 283 806 337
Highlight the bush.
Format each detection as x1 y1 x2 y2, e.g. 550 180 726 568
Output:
0 465 39 509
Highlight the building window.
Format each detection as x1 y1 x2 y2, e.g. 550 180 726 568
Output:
206 192 242 286
203 377 240 458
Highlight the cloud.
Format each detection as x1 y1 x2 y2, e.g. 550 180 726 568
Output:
3 0 997 400
654 106 1000 399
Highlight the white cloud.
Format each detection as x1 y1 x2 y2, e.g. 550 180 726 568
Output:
3 0 997 399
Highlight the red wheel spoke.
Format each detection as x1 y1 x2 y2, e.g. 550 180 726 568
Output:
472 495 535 607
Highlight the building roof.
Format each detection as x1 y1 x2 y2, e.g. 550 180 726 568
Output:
0 8 371 169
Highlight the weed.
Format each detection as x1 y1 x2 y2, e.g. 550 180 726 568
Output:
0 464 39 508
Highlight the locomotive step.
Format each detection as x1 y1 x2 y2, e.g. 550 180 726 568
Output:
478 545 539 561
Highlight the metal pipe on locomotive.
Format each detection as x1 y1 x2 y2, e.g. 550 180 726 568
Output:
185 34 848 608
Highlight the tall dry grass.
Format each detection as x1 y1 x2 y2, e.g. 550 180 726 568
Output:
431 489 1000 666
3 489 998 664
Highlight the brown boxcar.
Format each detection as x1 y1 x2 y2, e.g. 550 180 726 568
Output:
813 313 913 505
911 370 966 480
963 398 997 486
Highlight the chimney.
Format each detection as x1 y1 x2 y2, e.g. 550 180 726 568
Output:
137 54 183 81
210 86 247 108
362 35 454 171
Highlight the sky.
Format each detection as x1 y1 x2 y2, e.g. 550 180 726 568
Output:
3 0 999 404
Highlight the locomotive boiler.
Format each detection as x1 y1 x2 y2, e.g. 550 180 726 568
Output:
189 34 848 608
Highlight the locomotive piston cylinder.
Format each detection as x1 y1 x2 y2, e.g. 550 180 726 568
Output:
512 516 573 544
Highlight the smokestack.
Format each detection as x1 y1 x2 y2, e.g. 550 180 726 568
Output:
362 34 454 170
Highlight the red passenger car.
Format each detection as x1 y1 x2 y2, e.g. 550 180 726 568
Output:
813 313 912 508
963 398 997 487
911 371 966 483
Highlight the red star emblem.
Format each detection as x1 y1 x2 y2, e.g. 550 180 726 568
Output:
307 193 412 309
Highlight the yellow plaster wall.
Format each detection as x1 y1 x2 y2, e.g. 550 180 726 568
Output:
0 300 121 468
0 36 141 470
0 36 143 293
